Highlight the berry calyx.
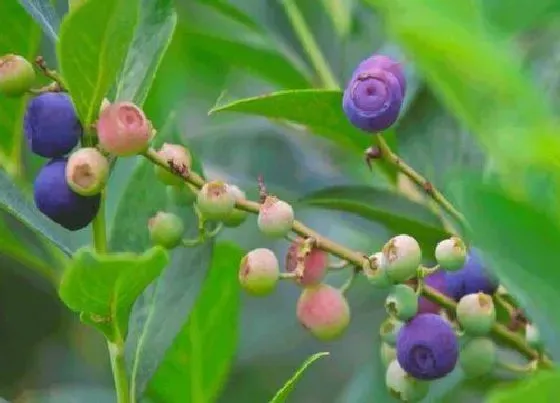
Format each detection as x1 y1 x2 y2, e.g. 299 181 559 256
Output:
0 54 35 97
456 292 496 335
65 147 109 196
385 284 418 322
197 181 236 220
285 237 328 286
459 337 496 379
444 249 499 301
24 92 82 158
396 313 459 380
382 234 422 282
385 360 430 403
435 236 467 271
239 248 279 296
221 184 249 228
380 316 404 346
296 283 350 341
257 195 294 238
154 143 192 186
34 158 100 230
96 101 152 156
362 252 392 288
148 211 185 249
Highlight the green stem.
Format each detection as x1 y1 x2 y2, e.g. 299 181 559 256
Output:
108 341 131 403
281 0 339 89
92 191 108 254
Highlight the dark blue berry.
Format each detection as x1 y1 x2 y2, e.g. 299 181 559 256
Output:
396 313 458 380
34 158 100 231
418 270 449 314
24 92 82 158
444 250 499 301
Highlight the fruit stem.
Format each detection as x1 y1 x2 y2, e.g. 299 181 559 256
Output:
92 191 108 254
141 147 554 369
375 134 467 230
497 358 538 374
280 0 339 89
108 341 131 403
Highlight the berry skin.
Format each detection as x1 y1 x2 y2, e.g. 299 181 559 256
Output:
525 323 543 350
154 143 192 186
459 337 496 379
385 284 418 322
65 147 108 196
239 248 279 296
221 184 248 228
444 249 499 301
380 316 404 347
456 292 496 335
34 158 100 230
381 342 397 368
343 54 405 132
362 252 392 288
257 195 294 238
24 92 82 158
385 360 430 403
0 54 35 97
285 237 328 286
417 270 449 314
296 283 350 341
382 234 422 283
435 236 467 271
148 211 185 249
197 181 236 220
96 101 152 156
396 313 459 380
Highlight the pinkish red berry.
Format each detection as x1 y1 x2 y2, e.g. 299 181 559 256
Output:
0 54 35 97
296 283 350 341
285 237 328 286
197 181 236 220
154 143 192 186
257 195 294 238
239 248 280 296
96 101 152 156
65 147 109 196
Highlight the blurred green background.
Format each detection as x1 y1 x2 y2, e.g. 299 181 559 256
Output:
1 0 560 402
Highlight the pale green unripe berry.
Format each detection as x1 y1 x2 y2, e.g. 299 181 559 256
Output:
221 184 248 228
65 147 109 196
379 316 404 347
148 211 185 249
239 248 279 296
166 184 196 206
382 234 421 282
385 360 429 402
525 323 543 349
154 143 192 186
435 236 467 271
456 292 496 335
197 181 236 220
257 195 294 238
0 54 35 97
380 342 397 368
459 337 496 379
362 252 392 288
385 284 418 321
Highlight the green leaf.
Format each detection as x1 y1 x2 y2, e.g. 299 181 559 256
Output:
57 0 140 126
299 185 449 258
486 370 560 402
58 246 169 341
320 0 354 37
17 0 60 41
270 352 330 403
147 242 244 403
483 0 560 34
115 0 177 105
0 1 41 176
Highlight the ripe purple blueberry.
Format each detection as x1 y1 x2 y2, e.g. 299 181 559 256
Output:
285 237 328 286
24 92 82 158
385 360 429 403
385 284 418 322
396 313 459 380
148 211 185 249
444 249 499 301
239 248 279 296
0 54 35 97
417 270 449 314
382 234 422 282
65 147 108 196
34 158 100 230
221 184 248 228
257 195 294 238
459 337 496 379
343 54 405 132
456 292 496 335
435 236 467 271
154 143 192 186
197 181 236 220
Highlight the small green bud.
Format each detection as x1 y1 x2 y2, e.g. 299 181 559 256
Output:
221 184 248 228
197 180 236 220
456 292 496 335
385 360 430 403
148 211 185 249
0 54 35 97
166 184 197 207
362 252 392 288
382 234 421 282
239 248 279 296
459 337 496 378
65 147 109 196
435 236 467 271
380 342 397 368
385 284 418 322
380 316 404 347
257 195 294 238
154 143 192 186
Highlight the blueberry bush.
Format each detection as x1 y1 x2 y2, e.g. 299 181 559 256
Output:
1 0 560 402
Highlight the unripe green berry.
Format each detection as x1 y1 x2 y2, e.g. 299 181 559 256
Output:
382 234 421 282
221 184 248 228
154 143 192 186
65 148 109 196
385 284 418 321
380 342 397 368
435 236 467 271
197 181 236 220
166 184 196 206
525 323 543 350
459 337 496 378
380 316 404 347
257 195 294 238
456 292 496 335
239 248 279 296
148 211 184 249
362 252 392 288
0 54 35 97
385 360 430 403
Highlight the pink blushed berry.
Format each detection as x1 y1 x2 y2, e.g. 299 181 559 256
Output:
197 181 236 220
65 147 109 196
0 54 35 97
285 237 328 286
239 248 279 296
257 195 294 238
